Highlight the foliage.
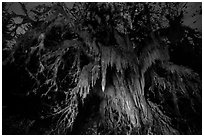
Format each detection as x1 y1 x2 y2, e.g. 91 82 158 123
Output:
3 2 202 135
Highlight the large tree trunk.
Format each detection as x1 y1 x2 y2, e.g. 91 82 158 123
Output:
95 70 149 134
96 66 180 134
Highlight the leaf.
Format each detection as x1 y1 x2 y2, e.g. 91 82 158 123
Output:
140 47 169 74
77 63 93 99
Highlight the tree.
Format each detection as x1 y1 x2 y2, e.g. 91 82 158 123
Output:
2 2 201 135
